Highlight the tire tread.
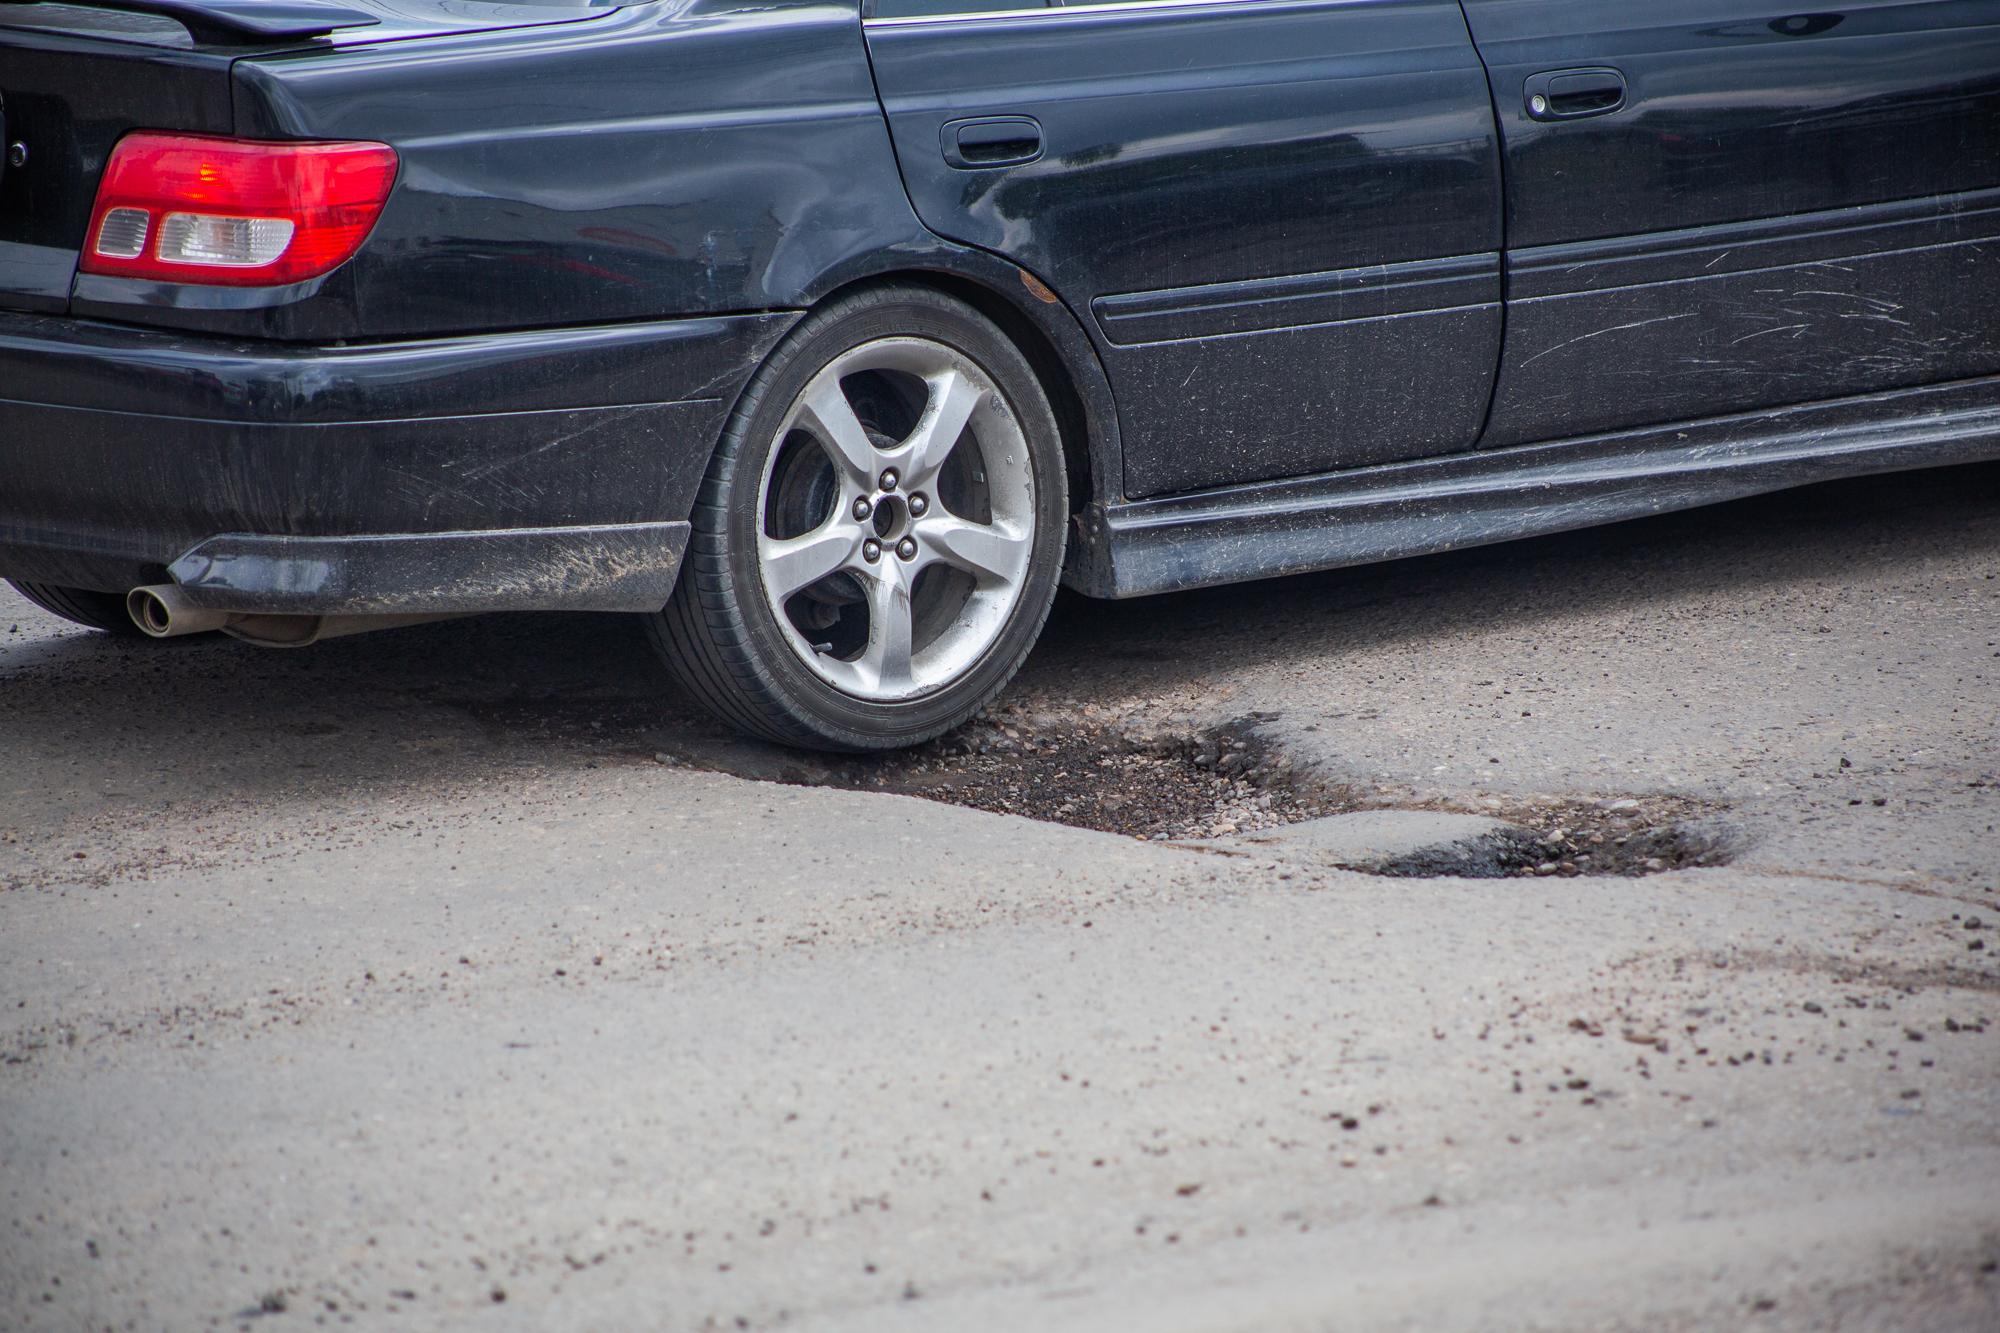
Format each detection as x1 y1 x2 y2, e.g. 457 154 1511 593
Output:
6 580 143 636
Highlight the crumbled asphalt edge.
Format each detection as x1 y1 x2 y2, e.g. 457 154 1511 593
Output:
1355 806 1742 880
655 708 1737 879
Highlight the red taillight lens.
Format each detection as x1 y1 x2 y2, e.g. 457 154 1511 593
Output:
79 132 398 287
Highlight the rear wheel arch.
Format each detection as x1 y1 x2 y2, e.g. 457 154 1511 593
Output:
798 263 1121 521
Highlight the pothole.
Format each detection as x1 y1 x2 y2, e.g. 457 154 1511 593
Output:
655 709 1736 879
756 713 1318 843
1348 807 1736 880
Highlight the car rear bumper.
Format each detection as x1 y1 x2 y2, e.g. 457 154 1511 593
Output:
0 308 796 612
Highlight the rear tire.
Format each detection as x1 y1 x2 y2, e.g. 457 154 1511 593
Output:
647 284 1068 752
6 580 144 636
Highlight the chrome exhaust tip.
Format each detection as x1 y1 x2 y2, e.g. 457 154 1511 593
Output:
126 585 232 638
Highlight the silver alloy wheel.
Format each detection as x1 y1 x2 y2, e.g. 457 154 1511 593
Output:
754 336 1036 703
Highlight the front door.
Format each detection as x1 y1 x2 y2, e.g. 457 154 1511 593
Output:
1460 0 2000 448
863 0 1505 499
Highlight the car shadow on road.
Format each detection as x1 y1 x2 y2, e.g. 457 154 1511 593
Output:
2 460 1994 809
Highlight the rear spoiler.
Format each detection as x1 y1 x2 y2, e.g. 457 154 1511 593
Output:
0 0 379 43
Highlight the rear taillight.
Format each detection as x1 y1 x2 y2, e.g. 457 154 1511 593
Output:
80 132 398 287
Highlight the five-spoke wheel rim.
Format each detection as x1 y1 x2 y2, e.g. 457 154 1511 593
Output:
755 337 1036 703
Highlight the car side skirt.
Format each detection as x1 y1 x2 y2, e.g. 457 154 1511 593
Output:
1068 373 2000 599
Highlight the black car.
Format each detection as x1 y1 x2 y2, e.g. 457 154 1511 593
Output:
3 0 1997 750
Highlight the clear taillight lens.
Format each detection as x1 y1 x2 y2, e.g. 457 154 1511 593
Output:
79 132 398 287
156 213 297 267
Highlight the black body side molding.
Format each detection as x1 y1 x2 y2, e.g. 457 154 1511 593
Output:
1068 375 2000 599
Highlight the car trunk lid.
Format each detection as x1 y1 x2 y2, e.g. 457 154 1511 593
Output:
0 0 620 314
0 11 236 311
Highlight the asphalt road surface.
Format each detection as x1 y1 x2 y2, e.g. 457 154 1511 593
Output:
4 463 1997 1331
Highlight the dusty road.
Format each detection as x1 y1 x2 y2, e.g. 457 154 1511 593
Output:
3 463 1997 1331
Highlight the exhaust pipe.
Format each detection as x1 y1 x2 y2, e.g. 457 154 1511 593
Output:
127 585 465 647
127 584 233 637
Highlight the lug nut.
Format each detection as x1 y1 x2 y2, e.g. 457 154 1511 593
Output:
907 493 929 517
862 538 882 563
879 468 899 492
852 496 872 521
895 537 918 562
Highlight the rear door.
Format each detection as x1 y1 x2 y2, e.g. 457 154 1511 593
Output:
1460 0 2000 448
863 0 1504 499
